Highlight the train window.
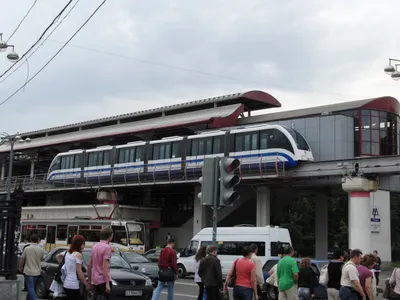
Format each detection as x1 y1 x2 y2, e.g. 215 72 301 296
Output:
74 154 81 168
260 131 268 150
244 135 251 151
251 133 258 150
61 157 66 169
199 140 205 155
165 143 171 159
98 151 104 166
159 144 165 159
235 135 244 152
88 152 97 167
153 145 160 160
49 157 61 172
56 225 68 240
191 140 199 156
205 138 212 155
135 147 142 162
172 142 181 158
103 151 110 165
213 137 221 153
268 129 294 153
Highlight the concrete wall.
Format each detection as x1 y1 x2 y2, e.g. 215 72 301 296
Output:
155 218 193 249
268 115 354 161
370 190 391 268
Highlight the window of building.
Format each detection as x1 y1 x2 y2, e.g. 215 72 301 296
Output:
356 109 399 156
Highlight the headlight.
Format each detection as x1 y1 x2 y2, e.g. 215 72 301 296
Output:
145 278 152 286
140 267 147 273
111 279 118 286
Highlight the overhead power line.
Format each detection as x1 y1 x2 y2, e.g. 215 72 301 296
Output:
6 0 38 43
0 0 108 107
0 0 81 85
46 40 370 99
0 0 74 80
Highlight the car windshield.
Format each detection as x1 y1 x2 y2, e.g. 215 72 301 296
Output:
82 251 131 269
123 252 150 263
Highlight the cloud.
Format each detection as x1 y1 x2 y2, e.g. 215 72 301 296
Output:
0 0 399 133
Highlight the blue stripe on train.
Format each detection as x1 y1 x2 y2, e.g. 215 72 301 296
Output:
47 152 297 181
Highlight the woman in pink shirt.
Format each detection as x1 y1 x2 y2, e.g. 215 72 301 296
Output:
225 246 259 300
356 254 375 300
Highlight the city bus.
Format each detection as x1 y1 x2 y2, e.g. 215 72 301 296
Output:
18 218 146 253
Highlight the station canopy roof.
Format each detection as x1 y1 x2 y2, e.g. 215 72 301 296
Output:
238 96 400 125
0 90 281 153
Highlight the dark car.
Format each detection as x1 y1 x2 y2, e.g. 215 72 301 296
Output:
144 248 178 263
118 251 159 286
35 247 154 300
263 257 329 300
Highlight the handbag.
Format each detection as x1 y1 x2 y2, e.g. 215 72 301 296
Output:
158 268 175 282
384 269 399 299
54 251 67 283
226 259 239 288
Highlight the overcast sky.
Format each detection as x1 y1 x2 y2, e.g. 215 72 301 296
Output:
0 0 399 133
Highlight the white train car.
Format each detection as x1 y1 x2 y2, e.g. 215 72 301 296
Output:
47 149 83 181
113 141 146 179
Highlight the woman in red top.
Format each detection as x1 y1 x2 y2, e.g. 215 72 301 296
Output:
226 246 259 300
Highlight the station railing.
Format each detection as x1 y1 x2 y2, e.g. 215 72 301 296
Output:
0 156 286 193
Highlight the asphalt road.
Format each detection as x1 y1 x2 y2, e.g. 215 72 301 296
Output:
21 278 234 299
21 275 388 300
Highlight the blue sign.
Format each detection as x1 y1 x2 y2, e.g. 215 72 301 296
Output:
371 207 381 233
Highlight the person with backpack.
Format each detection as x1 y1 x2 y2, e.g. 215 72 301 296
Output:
298 258 318 300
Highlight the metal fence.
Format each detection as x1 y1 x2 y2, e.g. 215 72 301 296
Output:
0 199 22 279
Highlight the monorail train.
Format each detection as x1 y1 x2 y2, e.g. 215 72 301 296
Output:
46 124 314 182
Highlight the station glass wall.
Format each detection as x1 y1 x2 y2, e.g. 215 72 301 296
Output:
351 109 399 157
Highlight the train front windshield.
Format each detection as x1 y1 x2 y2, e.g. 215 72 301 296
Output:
284 127 310 151
112 223 144 247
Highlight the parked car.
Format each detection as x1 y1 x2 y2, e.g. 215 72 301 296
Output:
144 248 178 263
35 247 154 300
118 251 159 286
263 257 329 300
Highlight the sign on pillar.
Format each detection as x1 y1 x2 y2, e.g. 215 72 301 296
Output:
371 206 381 233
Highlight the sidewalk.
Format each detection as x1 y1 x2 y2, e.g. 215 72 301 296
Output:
0 275 24 300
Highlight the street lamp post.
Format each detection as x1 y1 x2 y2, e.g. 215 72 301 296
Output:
0 133 30 280
384 58 400 81
1 133 31 200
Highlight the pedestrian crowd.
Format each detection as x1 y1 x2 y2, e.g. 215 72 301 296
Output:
19 227 115 300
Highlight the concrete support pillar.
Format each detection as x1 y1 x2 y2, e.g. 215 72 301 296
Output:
370 190 391 269
193 187 207 235
315 193 328 259
30 160 35 179
143 187 151 206
0 161 5 181
349 191 371 253
256 186 270 227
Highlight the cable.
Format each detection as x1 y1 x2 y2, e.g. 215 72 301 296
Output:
6 0 38 43
0 0 73 80
45 40 372 99
0 0 81 85
0 0 108 107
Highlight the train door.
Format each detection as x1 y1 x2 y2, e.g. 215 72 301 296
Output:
46 226 56 252
67 226 78 244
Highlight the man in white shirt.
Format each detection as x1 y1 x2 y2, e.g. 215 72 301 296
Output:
339 249 365 300
249 244 264 291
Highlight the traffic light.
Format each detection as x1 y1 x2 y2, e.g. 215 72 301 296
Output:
219 157 241 206
198 158 217 206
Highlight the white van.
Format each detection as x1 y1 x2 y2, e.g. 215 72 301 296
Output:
176 226 291 278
